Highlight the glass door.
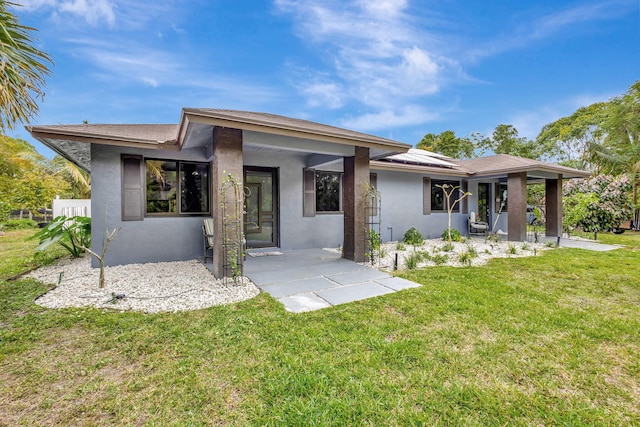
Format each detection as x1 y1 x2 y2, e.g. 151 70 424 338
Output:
244 167 279 248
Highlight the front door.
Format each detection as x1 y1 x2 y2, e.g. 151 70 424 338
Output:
478 183 491 224
244 167 279 248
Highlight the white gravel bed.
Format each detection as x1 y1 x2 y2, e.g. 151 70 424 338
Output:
28 256 260 313
360 238 551 270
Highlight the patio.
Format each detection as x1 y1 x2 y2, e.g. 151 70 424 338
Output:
243 248 420 313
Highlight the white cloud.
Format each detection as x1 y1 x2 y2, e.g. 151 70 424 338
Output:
275 0 461 131
341 105 439 132
59 0 116 26
18 0 116 26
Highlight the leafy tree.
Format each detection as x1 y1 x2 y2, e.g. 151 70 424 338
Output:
417 130 475 159
0 1 53 130
0 135 86 219
479 124 548 160
596 81 640 227
536 103 608 170
563 175 633 233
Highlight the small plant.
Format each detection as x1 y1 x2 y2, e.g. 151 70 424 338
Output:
521 243 530 251
432 253 449 265
379 245 387 259
465 243 478 258
486 233 500 243
546 241 557 248
484 248 491 255
459 252 472 265
441 228 462 242
368 229 381 263
30 216 91 258
507 244 517 255
417 251 432 262
396 242 406 251
441 242 455 252
403 227 423 246
404 251 421 269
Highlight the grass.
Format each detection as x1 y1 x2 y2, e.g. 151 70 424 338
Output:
1 230 639 425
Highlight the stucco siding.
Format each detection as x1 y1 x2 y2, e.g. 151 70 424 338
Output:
91 144 210 267
374 170 468 242
243 150 343 250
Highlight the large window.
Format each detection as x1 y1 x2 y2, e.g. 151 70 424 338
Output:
315 171 342 212
431 179 461 212
146 160 209 215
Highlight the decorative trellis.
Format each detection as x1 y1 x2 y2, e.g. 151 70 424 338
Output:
220 173 244 281
364 183 382 265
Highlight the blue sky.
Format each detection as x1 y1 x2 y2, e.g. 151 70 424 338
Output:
9 0 640 158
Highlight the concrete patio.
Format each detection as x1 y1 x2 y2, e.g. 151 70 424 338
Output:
243 248 420 313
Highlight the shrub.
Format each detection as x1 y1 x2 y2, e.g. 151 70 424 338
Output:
30 216 91 258
432 254 449 265
441 228 462 242
563 175 633 232
403 227 423 246
395 242 406 251
1 219 38 230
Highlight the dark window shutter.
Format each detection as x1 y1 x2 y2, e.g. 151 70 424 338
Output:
461 180 468 215
423 177 431 215
303 168 316 217
122 155 144 221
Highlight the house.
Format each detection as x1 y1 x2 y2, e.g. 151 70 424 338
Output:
27 109 589 278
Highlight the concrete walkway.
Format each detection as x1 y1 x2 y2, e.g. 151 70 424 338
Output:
243 248 419 313
538 236 622 252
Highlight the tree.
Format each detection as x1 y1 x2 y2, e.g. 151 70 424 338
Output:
417 130 475 159
0 135 85 220
563 175 633 233
479 124 548 160
597 81 640 227
536 103 608 170
0 1 53 130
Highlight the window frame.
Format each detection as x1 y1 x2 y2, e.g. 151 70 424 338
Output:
144 158 211 217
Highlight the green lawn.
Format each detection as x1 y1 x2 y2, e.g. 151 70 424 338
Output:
1 230 639 426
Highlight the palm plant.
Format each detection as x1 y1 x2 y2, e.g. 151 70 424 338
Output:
0 1 53 130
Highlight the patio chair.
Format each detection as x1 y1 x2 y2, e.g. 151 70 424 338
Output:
468 211 489 236
203 218 215 263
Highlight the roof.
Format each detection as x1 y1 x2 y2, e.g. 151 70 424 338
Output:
180 109 409 151
27 109 411 171
455 154 590 179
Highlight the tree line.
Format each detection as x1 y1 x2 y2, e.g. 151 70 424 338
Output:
418 81 640 229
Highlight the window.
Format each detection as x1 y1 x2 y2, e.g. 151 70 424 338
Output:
431 179 461 212
145 160 209 215
315 171 342 212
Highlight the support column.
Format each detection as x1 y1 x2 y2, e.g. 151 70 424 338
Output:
211 127 243 278
545 175 563 237
343 146 369 262
507 172 527 241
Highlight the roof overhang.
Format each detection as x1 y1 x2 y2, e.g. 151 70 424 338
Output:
179 108 410 158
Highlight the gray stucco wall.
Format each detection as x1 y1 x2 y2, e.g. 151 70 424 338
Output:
91 144 210 267
374 170 467 242
243 150 344 250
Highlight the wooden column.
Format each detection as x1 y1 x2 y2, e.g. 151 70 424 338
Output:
211 127 243 278
507 172 527 241
545 175 563 237
343 147 369 262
